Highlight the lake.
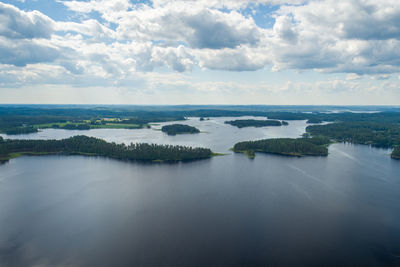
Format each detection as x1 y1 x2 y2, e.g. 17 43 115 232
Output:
1 117 399 266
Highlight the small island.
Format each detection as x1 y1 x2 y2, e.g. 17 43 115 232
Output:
224 119 285 128
0 136 213 163
161 124 200 135
232 136 330 158
392 146 400 159
306 118 323 124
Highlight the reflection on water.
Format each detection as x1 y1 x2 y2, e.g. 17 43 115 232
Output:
0 117 399 266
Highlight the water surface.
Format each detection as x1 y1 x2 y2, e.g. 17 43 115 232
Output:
1 117 399 266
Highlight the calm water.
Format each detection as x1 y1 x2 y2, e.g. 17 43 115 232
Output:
1 117 399 266
0 117 307 152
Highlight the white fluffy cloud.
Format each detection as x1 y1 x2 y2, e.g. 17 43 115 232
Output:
0 37 60 66
115 4 262 49
196 46 270 71
0 2 54 39
56 19 116 39
151 0 306 9
1 0 400 91
268 0 400 74
0 2 61 66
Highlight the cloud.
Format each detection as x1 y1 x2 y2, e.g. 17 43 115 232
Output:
196 46 269 71
0 37 60 66
268 0 400 74
57 0 400 75
2 0 400 91
284 0 400 41
151 45 195 72
115 3 262 49
0 2 54 39
151 0 307 10
59 0 131 17
346 73 361 80
56 19 116 39
0 3 61 66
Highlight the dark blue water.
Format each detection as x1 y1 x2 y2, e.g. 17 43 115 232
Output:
0 118 399 266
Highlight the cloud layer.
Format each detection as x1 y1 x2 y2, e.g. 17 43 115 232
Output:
0 0 399 103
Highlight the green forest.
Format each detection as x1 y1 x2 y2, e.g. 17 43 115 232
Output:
306 118 323 124
0 106 185 135
3 126 38 135
225 119 285 128
0 136 213 163
392 146 400 159
306 122 400 148
161 124 200 135
0 105 399 159
233 137 330 158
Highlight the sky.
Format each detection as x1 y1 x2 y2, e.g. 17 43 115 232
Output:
0 0 399 105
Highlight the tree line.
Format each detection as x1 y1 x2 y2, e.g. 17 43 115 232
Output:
0 136 213 162
161 124 200 135
392 146 400 159
225 119 286 128
306 122 400 148
233 136 330 158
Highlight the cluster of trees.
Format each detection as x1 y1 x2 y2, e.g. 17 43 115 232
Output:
392 146 400 159
161 124 200 135
3 126 38 135
1 105 399 160
58 124 91 130
0 106 186 135
306 118 323 124
225 119 286 128
233 137 330 158
306 122 400 148
116 116 185 126
266 112 310 120
1 105 398 132
0 136 212 162
266 111 400 124
0 115 66 135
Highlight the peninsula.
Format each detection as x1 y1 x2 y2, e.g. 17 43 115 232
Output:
233 137 330 158
306 122 400 149
0 136 213 163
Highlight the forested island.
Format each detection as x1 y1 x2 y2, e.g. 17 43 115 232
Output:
233 137 330 158
161 124 200 135
225 119 286 128
392 146 400 159
306 118 323 124
0 136 213 163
